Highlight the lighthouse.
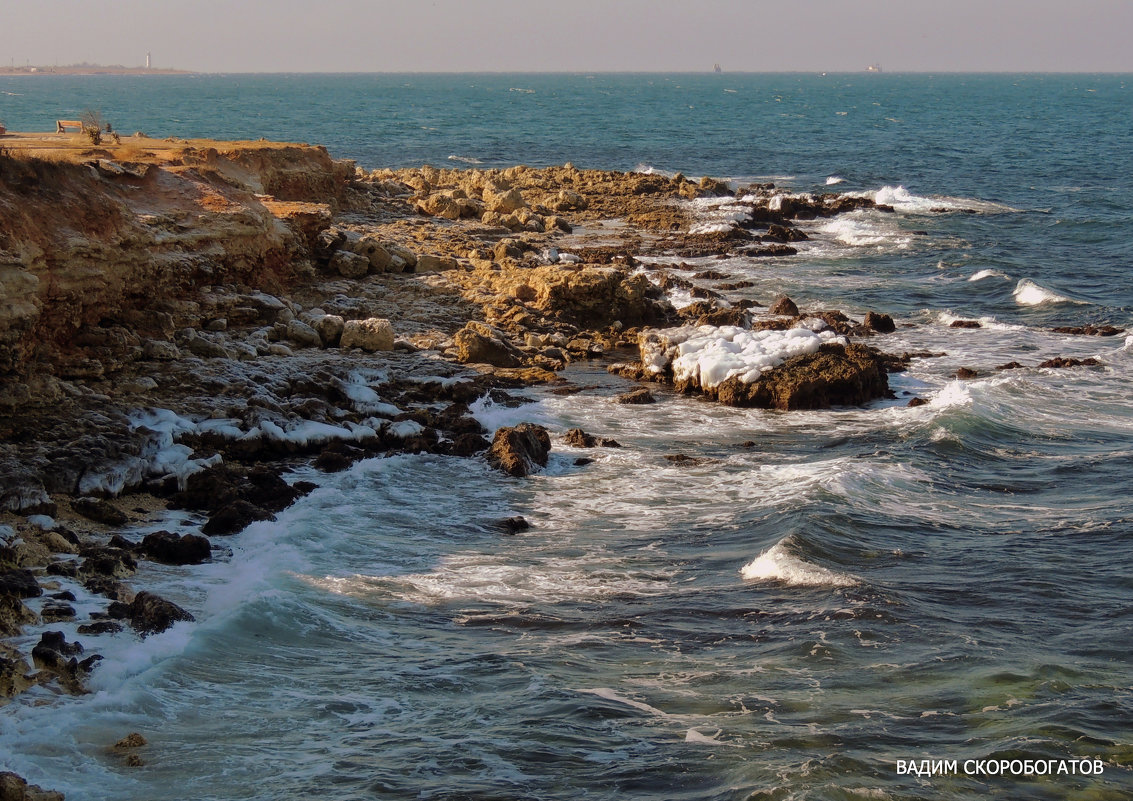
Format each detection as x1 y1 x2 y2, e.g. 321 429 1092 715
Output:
146 51 151 69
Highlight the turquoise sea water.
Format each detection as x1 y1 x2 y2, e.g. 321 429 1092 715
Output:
1 74 1132 799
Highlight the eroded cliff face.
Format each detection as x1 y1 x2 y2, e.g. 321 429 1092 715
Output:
0 143 350 380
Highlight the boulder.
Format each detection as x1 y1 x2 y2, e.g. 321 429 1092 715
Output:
139 531 211 565
110 591 194 636
486 423 551 477
330 249 371 278
0 772 65 801
616 388 656 405
286 319 323 349
864 311 896 333
72 497 128 526
563 428 621 448
453 322 524 367
1038 357 1100 369
353 235 393 272
484 186 527 214
141 339 181 360
950 320 981 329
415 254 459 273
0 596 37 637
769 295 799 317
201 500 273 536
0 569 42 599
314 314 345 347
340 318 395 352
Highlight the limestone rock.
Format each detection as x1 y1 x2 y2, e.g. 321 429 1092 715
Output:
415 254 459 273
617 388 656 405
453 322 524 367
330 249 370 278
769 295 799 317
484 187 527 215
314 314 345 347
487 423 551 477
340 318 395 352
0 772 65 801
141 339 181 360
352 235 393 272
863 311 896 333
72 497 128 526
286 319 322 349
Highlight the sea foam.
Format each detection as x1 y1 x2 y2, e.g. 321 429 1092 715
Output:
740 538 857 587
1013 278 1080 306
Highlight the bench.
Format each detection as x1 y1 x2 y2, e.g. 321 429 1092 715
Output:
56 120 83 133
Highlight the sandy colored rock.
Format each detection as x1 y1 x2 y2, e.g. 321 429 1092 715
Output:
340 318 394 352
486 423 551 477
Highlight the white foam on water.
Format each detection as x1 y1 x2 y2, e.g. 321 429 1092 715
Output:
741 538 857 587
935 311 1027 332
312 551 673 607
870 185 1019 214
685 728 744 747
447 154 484 164
816 212 912 249
1013 278 1082 306
825 176 845 185
968 269 1009 282
576 687 669 717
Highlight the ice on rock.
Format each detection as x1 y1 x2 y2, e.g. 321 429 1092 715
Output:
642 324 844 389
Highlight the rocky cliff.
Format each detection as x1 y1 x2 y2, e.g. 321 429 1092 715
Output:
0 142 351 383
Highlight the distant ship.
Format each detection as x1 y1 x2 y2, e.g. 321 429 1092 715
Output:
866 63 882 73
713 63 722 73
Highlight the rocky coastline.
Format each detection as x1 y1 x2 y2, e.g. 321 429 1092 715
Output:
1 133 1096 795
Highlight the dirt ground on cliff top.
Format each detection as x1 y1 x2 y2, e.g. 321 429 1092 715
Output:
0 130 320 164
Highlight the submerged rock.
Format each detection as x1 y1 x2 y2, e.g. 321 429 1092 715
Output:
139 531 211 565
486 423 551 477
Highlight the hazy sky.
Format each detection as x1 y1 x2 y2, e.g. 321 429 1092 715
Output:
3 0 1132 73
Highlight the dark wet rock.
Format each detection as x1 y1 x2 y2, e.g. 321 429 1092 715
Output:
0 596 37 637
139 531 211 565
949 320 982 329
0 771 66 801
244 466 305 512
616 387 656 405
0 569 42 599
955 367 980 379
448 433 491 457
486 423 552 477
746 243 797 257
81 576 130 601
563 429 622 448
863 311 896 334
31 631 99 689
717 280 755 290
695 306 752 328
1038 357 1101 369
40 602 76 622
50 591 76 602
665 454 712 467
693 270 728 280
72 497 128 526
32 631 83 660
996 361 1026 371
201 500 274 536
763 223 809 243
495 516 531 535
738 440 757 448
114 732 148 749
709 344 890 410
78 547 137 579
907 397 929 408
314 443 363 472
0 646 35 701
169 465 241 512
109 591 194 636
45 562 78 579
77 621 124 635
1051 325 1122 336
573 457 594 466
768 296 799 317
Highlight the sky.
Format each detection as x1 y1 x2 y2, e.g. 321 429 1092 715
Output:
3 0 1132 73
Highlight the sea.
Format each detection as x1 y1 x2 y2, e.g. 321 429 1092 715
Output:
1 73 1132 800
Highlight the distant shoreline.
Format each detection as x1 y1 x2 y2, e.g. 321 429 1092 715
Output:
0 66 192 76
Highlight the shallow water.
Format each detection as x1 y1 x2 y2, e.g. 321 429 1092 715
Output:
2 73 1132 798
